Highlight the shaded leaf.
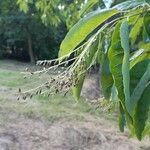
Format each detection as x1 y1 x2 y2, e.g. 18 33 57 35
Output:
130 61 150 116
108 22 125 101
101 55 113 100
133 83 150 140
145 0 150 5
144 11 150 39
119 102 126 132
108 21 133 131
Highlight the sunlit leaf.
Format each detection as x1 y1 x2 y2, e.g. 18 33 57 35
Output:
59 9 119 57
130 18 143 45
120 20 131 115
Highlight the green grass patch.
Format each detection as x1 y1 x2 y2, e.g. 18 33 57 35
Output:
0 69 39 88
0 61 116 123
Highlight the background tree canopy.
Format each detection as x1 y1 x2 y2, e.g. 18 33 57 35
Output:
0 0 67 63
0 0 114 63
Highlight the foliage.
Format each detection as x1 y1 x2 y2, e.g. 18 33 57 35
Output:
0 0 67 62
22 0 150 140
17 0 84 29
59 0 150 140
17 0 62 26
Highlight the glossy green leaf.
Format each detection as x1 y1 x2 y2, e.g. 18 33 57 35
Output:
108 21 133 131
130 48 150 69
130 60 150 94
130 18 143 45
59 9 119 57
72 38 99 99
108 22 125 101
133 83 150 140
120 21 131 115
144 11 150 39
130 62 150 116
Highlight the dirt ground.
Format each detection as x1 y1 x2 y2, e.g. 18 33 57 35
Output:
0 60 150 150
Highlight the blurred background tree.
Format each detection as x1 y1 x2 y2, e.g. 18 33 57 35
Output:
0 0 112 63
0 0 67 63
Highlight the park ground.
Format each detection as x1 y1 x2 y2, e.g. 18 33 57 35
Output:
0 60 150 150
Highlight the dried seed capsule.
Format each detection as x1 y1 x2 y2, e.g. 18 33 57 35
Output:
55 89 59 94
30 94 33 99
36 91 39 95
23 96 26 100
64 91 69 97
39 89 42 94
18 88 21 93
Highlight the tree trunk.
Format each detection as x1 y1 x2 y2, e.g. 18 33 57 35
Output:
27 33 35 63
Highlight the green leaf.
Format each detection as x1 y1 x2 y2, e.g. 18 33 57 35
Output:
143 27 149 43
17 0 33 13
130 18 143 45
72 73 86 100
72 37 99 99
142 122 150 138
59 9 119 57
129 60 150 140
101 55 114 100
120 21 131 115
119 102 126 132
97 33 104 64
144 11 150 39
108 21 133 130
17 0 29 13
108 22 125 101
111 85 118 101
133 83 150 140
130 60 150 95
130 47 150 69
145 0 150 5
130 62 150 116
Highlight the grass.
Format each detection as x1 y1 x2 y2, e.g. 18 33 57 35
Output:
0 60 116 123
0 69 39 87
0 70 26 87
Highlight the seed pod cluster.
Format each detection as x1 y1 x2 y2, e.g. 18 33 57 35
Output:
18 45 94 101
